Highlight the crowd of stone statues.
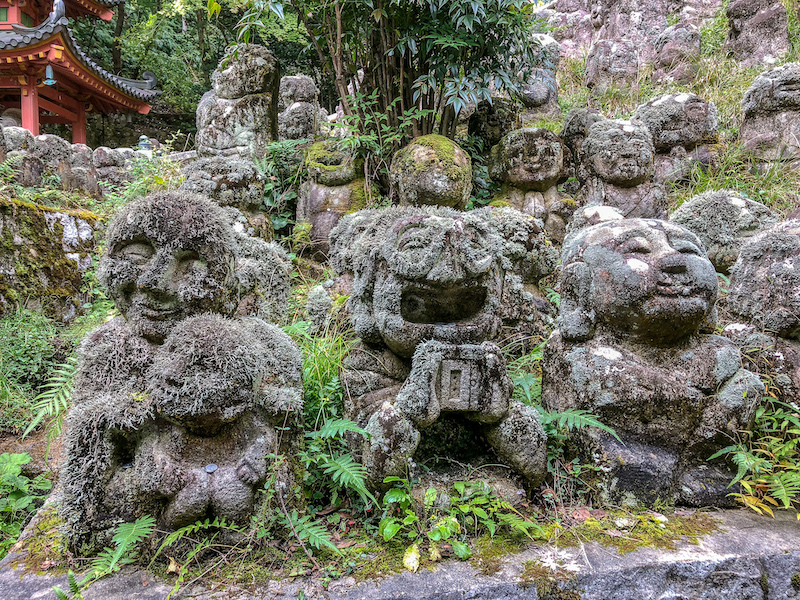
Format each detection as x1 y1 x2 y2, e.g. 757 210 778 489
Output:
53 42 800 549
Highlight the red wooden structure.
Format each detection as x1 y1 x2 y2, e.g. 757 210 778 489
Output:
0 0 159 143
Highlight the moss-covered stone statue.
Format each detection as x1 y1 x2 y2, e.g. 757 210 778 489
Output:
542 218 764 506
726 219 800 400
330 205 558 491
61 192 302 547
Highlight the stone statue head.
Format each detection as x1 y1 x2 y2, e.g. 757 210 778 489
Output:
729 220 800 339
99 191 290 343
559 219 717 344
331 206 555 357
634 93 718 152
584 120 654 187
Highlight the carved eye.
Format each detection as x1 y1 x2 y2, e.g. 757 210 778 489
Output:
397 225 428 251
119 242 154 265
619 237 652 254
174 250 207 279
674 242 703 256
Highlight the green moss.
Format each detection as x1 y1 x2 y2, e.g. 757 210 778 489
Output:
347 178 368 212
519 559 579 598
396 135 470 181
791 572 800 590
472 534 526 576
557 510 718 555
759 572 769 595
9 504 68 575
306 141 345 171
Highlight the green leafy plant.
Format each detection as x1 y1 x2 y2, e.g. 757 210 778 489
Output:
53 515 156 600
255 138 310 233
710 395 800 517
23 356 77 457
379 476 543 569
0 453 52 559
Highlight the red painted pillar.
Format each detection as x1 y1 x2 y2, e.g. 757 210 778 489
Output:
73 102 86 144
21 78 39 136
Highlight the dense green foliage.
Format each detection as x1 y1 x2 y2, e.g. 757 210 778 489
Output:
0 453 52 559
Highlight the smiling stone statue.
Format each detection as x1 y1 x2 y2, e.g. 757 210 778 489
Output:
330 205 557 491
542 218 763 506
61 192 302 546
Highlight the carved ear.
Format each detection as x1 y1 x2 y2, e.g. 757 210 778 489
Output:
558 261 596 341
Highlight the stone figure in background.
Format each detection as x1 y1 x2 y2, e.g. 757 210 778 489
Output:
670 190 779 274
390 135 473 210
518 34 562 121
61 192 300 546
277 74 329 141
725 0 789 66
585 39 640 92
196 44 280 159
578 119 667 219
179 156 272 240
296 140 367 257
740 63 800 171
543 218 763 506
634 93 718 184
652 23 701 83
330 206 557 490
488 128 574 243
727 220 800 399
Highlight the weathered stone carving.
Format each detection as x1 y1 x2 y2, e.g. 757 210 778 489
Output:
296 140 367 257
542 218 763 506
179 156 272 240
330 206 556 490
277 74 328 141
725 0 789 66
585 39 640 92
670 189 779 274
652 23 701 83
578 119 667 219
488 128 574 243
740 63 800 170
61 192 299 545
727 220 800 398
390 135 473 210
634 93 718 184
519 34 561 121
196 44 280 159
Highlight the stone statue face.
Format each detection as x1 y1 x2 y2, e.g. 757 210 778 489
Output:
577 219 717 343
586 122 654 186
100 194 235 343
372 213 503 357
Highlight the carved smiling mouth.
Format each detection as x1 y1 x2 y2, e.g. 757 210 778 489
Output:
400 284 488 324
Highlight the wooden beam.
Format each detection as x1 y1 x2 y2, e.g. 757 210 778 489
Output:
38 95 77 121
38 85 80 110
39 115 71 124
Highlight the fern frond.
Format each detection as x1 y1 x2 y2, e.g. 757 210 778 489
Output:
23 356 77 439
307 418 368 440
537 408 621 442
767 472 800 509
496 512 545 540
321 453 378 506
289 512 339 554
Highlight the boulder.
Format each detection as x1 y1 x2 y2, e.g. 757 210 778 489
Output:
670 190 779 273
585 39 640 91
390 135 472 209
725 0 789 66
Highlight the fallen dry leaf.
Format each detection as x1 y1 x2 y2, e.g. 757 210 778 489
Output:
572 507 592 523
403 544 420 573
167 556 181 575
606 529 623 538
335 540 359 549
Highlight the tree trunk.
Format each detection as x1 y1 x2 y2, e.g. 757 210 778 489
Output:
112 2 125 74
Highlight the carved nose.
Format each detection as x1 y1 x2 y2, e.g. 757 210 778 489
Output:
660 253 687 274
137 253 175 294
427 249 465 283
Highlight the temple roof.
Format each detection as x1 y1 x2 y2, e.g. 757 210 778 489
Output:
0 17 160 103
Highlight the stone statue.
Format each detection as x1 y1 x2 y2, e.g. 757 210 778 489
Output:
330 206 557 490
542 218 763 506
727 219 800 399
488 128 575 243
61 192 301 546
578 119 667 219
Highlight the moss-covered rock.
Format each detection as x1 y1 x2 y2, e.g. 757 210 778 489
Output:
305 140 361 186
0 197 100 322
390 135 472 209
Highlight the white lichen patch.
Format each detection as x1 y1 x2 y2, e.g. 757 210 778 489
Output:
592 346 623 361
626 258 649 273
